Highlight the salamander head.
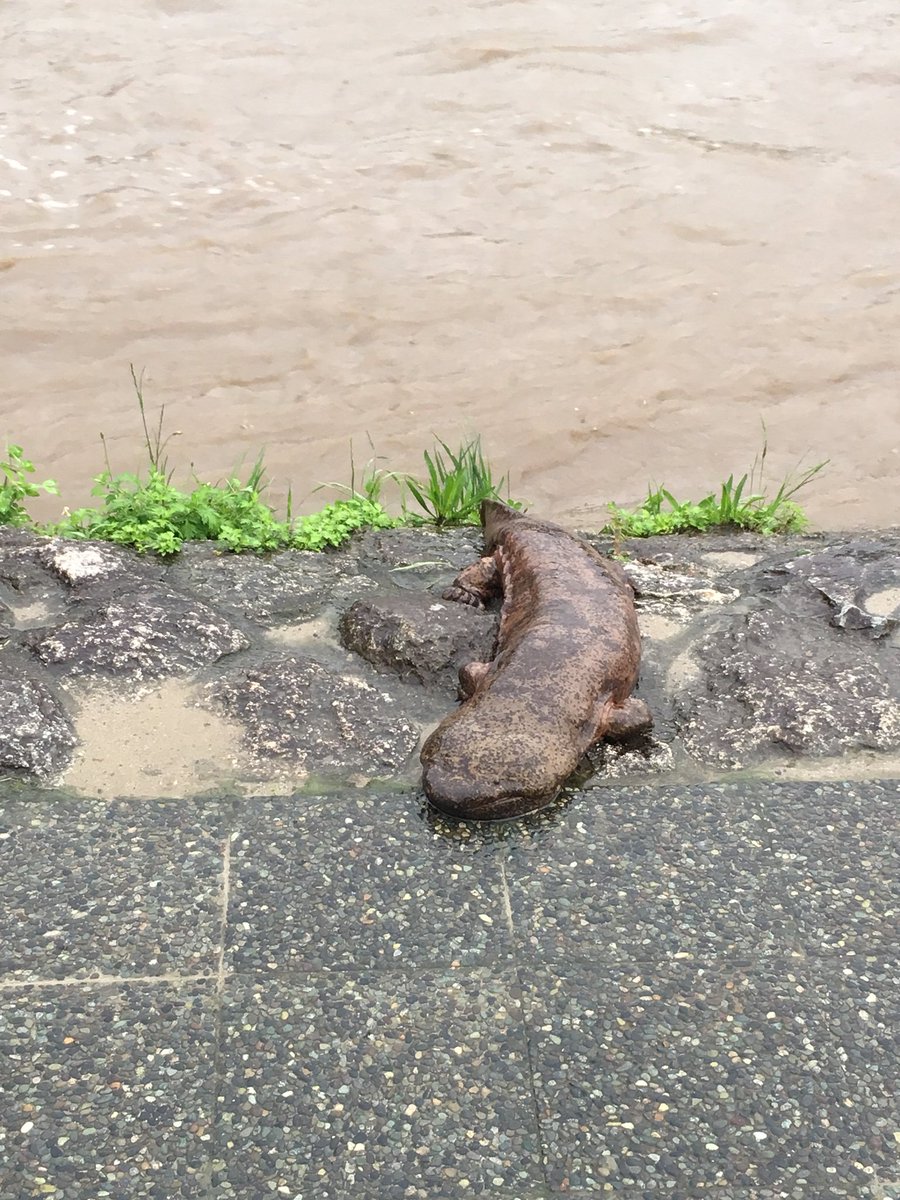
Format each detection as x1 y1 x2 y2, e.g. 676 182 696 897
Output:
421 710 565 822
422 757 559 822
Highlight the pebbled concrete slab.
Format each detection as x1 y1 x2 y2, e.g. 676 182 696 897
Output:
520 955 898 1194
505 780 900 962
0 777 897 1200
0 981 217 1200
215 968 543 1199
0 796 226 982
226 792 511 973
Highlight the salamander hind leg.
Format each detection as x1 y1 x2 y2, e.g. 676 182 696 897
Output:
443 555 501 610
603 697 653 742
458 660 490 699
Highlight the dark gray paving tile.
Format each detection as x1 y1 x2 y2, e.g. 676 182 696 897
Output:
219 1190 551 1200
520 956 899 1195
505 780 899 962
214 1187 552 1200
556 1190 894 1200
227 793 511 972
215 967 543 1198
0 981 217 1200
0 795 226 981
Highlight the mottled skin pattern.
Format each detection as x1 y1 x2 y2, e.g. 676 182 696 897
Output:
421 500 651 820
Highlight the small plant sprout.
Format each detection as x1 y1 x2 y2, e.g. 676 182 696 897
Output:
316 438 407 507
0 445 58 527
604 442 829 539
402 436 524 526
130 363 181 475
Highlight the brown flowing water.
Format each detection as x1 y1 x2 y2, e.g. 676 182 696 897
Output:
2 0 900 530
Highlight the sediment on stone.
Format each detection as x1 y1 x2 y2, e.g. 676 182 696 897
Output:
338 590 498 689
206 654 422 776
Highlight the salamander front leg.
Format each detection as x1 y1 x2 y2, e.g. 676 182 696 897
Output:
443 555 501 610
604 697 653 741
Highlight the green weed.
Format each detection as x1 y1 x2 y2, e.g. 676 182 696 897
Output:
604 447 828 538
57 465 399 556
294 496 398 550
298 441 404 549
403 436 523 526
0 445 58 527
3 369 831 553
51 367 298 554
55 459 296 556
50 374 400 555
315 440 407 507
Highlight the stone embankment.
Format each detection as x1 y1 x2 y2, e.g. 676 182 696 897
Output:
1 524 898 792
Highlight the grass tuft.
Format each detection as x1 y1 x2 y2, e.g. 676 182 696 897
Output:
402 436 523 526
604 444 829 538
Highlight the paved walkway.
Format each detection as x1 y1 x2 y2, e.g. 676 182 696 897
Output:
1 776 897 1199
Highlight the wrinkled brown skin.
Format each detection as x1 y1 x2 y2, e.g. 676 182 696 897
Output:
420 500 651 821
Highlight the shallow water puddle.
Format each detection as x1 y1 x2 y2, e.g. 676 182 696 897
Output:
61 678 251 799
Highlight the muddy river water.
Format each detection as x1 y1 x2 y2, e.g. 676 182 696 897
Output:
2 0 899 529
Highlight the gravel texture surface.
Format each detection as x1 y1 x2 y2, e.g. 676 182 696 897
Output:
215 968 543 1197
521 956 898 1193
0 982 217 1200
505 779 900 962
0 796 226 981
0 780 897 1199
227 793 511 972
